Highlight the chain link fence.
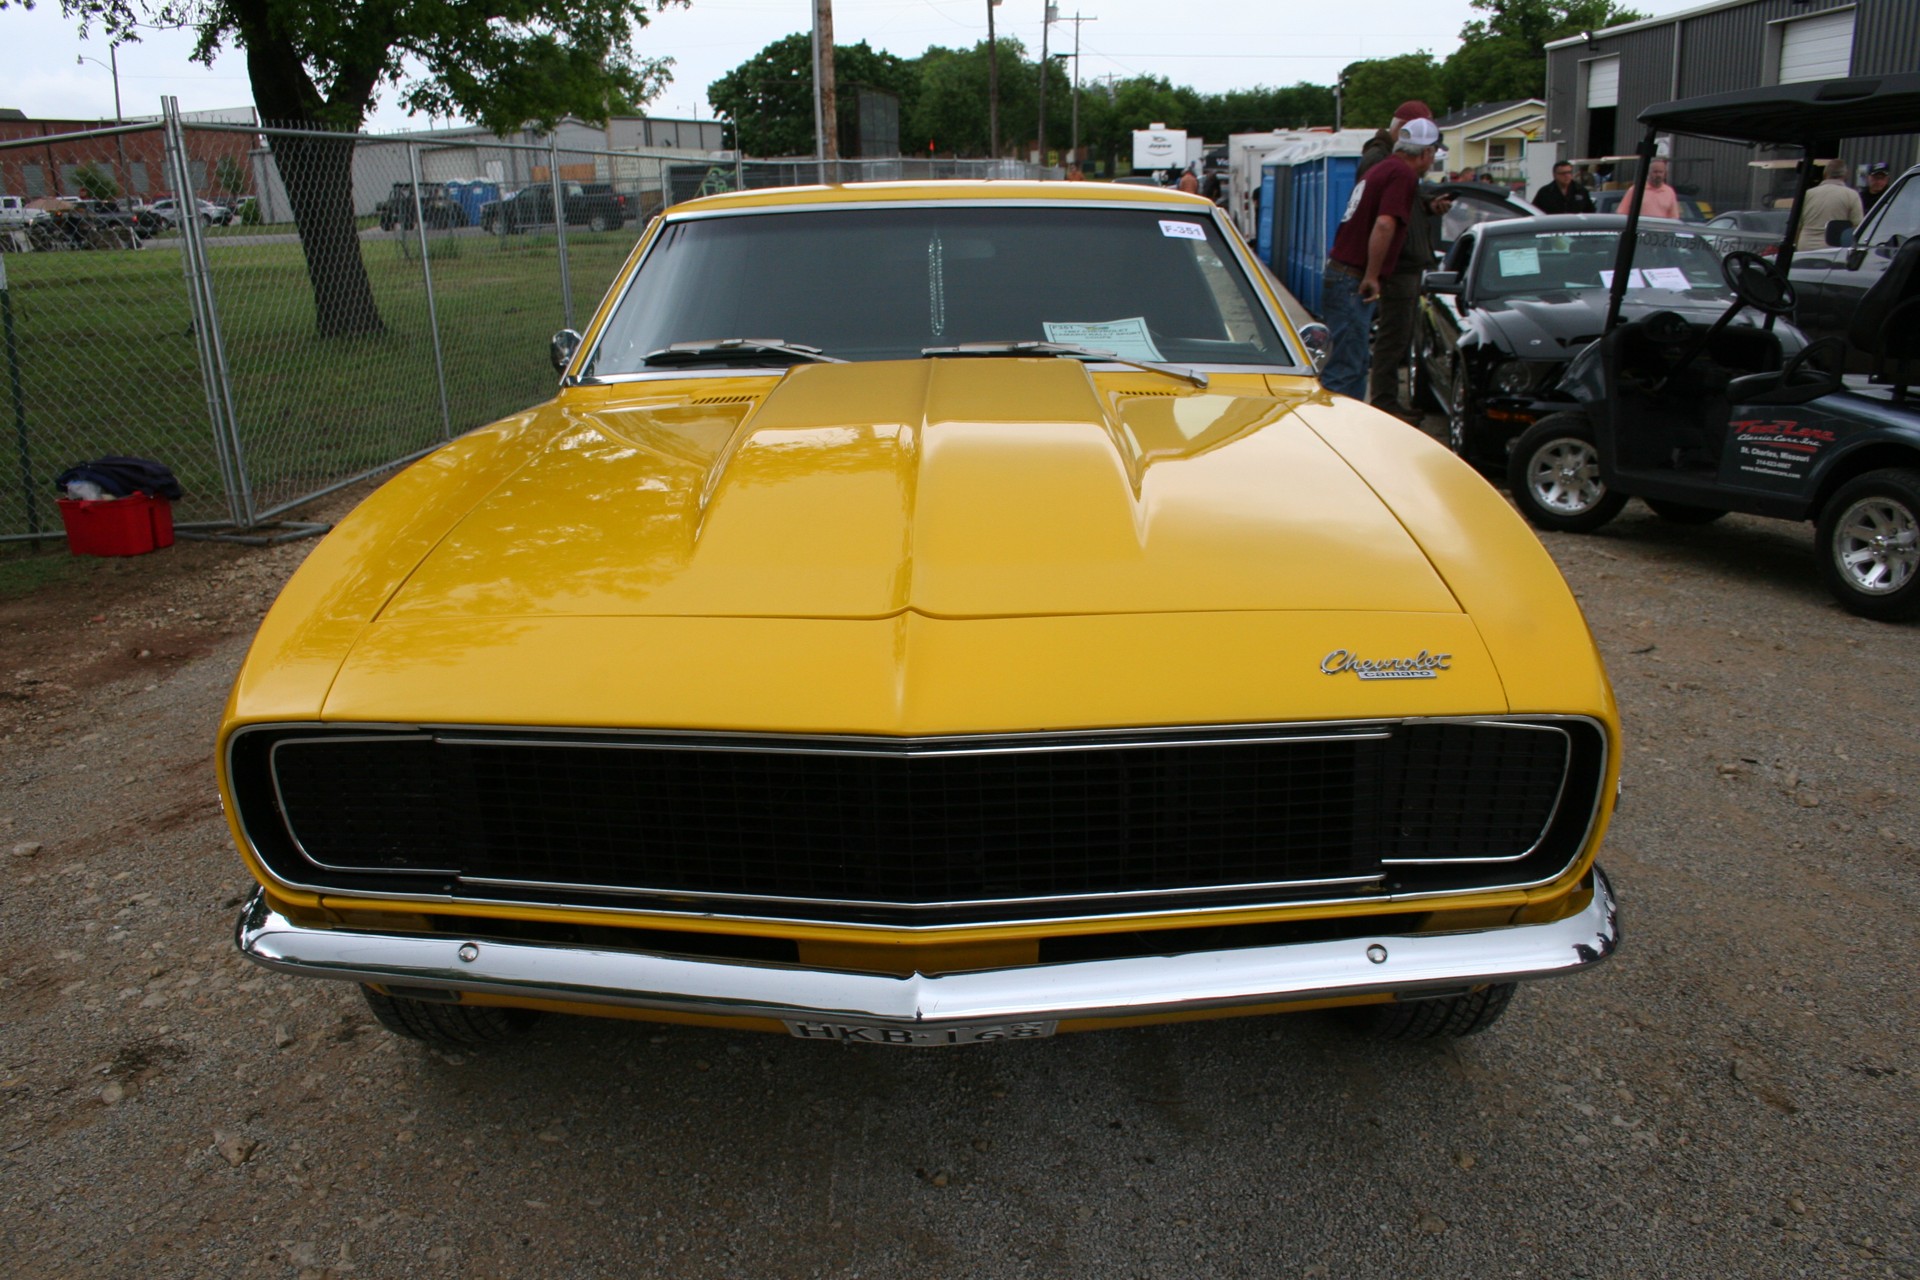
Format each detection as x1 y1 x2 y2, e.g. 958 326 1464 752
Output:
0 100 1055 543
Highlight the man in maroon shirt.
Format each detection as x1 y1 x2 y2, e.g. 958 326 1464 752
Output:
1319 116 1440 399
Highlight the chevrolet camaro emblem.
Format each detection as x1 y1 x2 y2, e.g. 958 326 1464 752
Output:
1321 648 1451 680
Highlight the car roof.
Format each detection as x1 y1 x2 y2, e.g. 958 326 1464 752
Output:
1637 73 1920 147
664 181 1220 218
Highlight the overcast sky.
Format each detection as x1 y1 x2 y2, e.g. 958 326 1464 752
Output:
4 0 1700 131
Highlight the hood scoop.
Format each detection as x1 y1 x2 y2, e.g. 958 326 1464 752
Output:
382 360 1460 621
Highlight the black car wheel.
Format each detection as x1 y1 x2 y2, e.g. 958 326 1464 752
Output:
1817 468 1920 621
1349 984 1517 1040
1645 499 1727 525
361 986 540 1046
1446 356 1499 470
1410 329 1437 411
587 212 609 233
1508 412 1627 534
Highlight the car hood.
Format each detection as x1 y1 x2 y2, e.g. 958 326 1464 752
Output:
378 360 1462 622
1473 290 1739 354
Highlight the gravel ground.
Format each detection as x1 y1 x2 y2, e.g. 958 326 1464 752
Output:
2 460 1916 1280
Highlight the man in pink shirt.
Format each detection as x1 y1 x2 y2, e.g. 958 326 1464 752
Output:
1620 158 1680 219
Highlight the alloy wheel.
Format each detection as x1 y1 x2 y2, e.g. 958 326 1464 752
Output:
1832 495 1919 596
1527 437 1608 515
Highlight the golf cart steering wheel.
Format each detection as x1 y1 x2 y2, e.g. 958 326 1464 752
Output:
1722 251 1797 315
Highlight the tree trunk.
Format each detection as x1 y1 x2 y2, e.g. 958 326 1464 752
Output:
269 131 384 338
236 8 385 339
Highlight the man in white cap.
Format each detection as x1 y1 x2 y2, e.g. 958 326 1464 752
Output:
1320 116 1441 401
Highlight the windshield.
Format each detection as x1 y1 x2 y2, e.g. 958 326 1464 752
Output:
1473 228 1730 300
585 205 1294 375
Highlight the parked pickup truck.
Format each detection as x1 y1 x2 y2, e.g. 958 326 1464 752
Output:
478 181 629 235
0 194 48 230
375 182 467 232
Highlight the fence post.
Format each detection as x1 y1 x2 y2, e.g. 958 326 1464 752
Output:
549 134 574 330
407 144 454 442
164 96 252 528
0 255 38 536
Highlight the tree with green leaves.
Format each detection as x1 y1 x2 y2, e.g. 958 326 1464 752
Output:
708 33 918 159
6 0 685 336
72 162 119 200
1338 52 1448 133
1444 0 1645 109
214 153 247 197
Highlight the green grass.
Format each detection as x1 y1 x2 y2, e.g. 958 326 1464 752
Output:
0 540 94 598
0 229 637 536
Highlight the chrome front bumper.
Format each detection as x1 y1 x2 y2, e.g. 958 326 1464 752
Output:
236 868 1618 1028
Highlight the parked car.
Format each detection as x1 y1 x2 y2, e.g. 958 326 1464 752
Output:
1591 188 1708 223
1428 181 1541 254
146 196 233 228
375 181 467 232
1504 73 1920 620
0 194 49 231
27 198 143 250
1787 161 1920 364
1415 214 1809 468
478 180 628 234
1703 207 1791 245
224 182 1622 1053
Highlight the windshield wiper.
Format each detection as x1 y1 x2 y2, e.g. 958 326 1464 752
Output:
920 340 1209 389
642 338 845 367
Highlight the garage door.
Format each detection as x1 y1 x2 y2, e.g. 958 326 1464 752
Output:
1586 57 1621 108
1779 8 1855 84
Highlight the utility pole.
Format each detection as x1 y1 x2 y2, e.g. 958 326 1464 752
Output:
1035 2 1056 164
811 0 838 175
987 0 1001 159
1058 13 1096 169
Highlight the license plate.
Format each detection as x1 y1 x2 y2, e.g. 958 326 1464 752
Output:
784 1018 1057 1047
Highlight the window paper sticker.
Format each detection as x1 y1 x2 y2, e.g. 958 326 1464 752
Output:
1598 269 1649 289
1642 266 1692 290
1497 246 1542 276
1159 220 1207 241
1042 317 1166 362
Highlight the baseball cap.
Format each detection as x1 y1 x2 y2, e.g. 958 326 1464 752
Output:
1867 161 1890 174
1394 100 1434 122
1398 117 1441 148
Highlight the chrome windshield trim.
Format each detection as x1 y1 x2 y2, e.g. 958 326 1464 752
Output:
575 197 1310 380
235 867 1619 1026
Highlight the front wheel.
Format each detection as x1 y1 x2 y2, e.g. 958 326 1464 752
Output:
1816 468 1920 621
587 212 609 233
1508 412 1627 534
361 986 541 1047
1349 984 1517 1040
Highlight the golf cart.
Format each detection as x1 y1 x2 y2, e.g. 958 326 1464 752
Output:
1505 73 1920 621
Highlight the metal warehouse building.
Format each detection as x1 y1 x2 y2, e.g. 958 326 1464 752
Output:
1544 0 1920 213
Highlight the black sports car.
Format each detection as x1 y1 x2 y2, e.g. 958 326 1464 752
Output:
1415 214 1809 468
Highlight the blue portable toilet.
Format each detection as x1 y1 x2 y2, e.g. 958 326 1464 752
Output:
447 180 499 225
1253 133 1371 316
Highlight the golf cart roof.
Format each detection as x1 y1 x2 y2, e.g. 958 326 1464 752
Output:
1637 74 1920 147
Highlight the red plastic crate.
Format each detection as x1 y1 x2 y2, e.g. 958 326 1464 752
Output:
56 494 175 556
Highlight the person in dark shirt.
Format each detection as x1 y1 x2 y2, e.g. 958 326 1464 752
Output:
1533 162 1595 214
1862 163 1891 216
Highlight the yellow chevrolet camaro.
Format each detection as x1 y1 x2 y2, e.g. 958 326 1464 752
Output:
220 182 1619 1049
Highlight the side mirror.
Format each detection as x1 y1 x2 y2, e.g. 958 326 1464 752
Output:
1299 322 1332 374
550 328 582 375
1825 219 1855 248
1423 270 1463 295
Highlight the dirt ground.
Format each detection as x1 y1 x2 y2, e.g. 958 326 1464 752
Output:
1 458 1917 1280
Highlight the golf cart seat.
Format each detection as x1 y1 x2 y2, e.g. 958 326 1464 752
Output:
1725 336 1847 405
1848 236 1920 391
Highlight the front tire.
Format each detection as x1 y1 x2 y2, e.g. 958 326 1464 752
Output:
1351 984 1517 1040
361 986 540 1047
1816 468 1920 620
587 212 609 233
1509 412 1627 534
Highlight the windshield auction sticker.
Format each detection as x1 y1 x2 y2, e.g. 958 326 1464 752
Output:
1043 317 1166 362
1159 220 1207 241
1720 417 1835 492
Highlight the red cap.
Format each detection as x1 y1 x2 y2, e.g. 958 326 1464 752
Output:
1394 101 1434 123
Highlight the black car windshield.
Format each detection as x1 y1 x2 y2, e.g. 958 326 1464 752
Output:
1473 228 1731 301
585 205 1294 374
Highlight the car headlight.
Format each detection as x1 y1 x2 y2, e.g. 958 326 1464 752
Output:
1493 360 1545 396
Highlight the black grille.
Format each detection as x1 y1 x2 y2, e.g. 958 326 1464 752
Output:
237 721 1595 924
